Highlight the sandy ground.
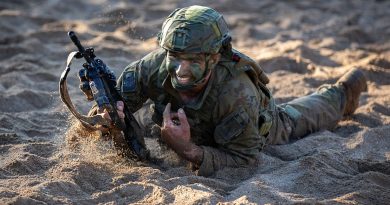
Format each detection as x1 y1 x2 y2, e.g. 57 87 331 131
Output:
1 0 389 204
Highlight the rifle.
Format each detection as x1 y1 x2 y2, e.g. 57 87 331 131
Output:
59 31 148 160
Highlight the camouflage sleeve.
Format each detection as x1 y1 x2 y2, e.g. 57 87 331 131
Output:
196 73 265 176
117 48 167 113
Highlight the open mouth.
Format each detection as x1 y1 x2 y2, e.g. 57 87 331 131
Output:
176 75 193 84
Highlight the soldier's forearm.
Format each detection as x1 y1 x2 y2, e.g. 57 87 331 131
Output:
181 143 204 165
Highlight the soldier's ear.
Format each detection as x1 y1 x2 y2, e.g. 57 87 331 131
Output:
210 53 221 64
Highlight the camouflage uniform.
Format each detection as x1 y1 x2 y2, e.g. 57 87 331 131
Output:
117 47 346 176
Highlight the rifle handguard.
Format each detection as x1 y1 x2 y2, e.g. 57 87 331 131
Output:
60 51 111 130
60 33 149 160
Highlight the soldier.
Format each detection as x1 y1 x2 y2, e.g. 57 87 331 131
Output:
93 5 367 176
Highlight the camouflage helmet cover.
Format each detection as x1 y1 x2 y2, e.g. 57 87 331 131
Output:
159 5 230 54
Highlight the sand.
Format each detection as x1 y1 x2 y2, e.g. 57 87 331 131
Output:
0 0 389 204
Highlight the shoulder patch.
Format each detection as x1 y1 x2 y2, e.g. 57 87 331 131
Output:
122 71 137 93
214 107 250 145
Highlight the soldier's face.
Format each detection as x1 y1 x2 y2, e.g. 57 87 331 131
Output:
166 52 207 85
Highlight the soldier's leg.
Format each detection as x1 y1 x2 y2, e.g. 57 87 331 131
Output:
267 84 344 145
267 68 367 145
286 85 344 140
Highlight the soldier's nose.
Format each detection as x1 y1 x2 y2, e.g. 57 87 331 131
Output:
176 61 192 76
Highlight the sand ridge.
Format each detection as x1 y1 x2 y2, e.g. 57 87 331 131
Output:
0 0 389 204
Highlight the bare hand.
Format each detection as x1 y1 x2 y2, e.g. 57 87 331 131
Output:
97 101 125 131
161 103 203 164
161 103 191 145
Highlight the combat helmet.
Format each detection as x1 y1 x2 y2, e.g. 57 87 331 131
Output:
158 5 230 54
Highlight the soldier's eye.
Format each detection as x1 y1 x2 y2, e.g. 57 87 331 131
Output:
168 52 178 58
168 55 179 61
191 59 202 64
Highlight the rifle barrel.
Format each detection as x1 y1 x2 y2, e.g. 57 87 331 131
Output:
68 31 85 53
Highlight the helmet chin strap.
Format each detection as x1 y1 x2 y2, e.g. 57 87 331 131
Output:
171 54 212 91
